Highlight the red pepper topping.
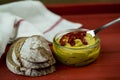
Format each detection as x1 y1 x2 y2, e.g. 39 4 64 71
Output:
60 31 88 46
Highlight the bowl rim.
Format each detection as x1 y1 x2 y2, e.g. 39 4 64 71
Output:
53 28 100 50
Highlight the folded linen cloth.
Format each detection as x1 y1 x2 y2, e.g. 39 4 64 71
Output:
0 1 82 58
0 13 44 58
0 13 16 57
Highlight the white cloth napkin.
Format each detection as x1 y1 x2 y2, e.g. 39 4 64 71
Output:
0 1 82 58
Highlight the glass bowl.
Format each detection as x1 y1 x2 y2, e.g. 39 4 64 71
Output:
53 29 100 66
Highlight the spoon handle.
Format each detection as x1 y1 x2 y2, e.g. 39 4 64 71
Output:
94 18 120 34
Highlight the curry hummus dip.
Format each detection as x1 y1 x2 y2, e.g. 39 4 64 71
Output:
53 30 100 66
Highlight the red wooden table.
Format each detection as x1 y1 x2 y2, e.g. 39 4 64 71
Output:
0 2 120 80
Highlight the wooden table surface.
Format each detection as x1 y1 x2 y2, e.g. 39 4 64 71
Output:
0 2 120 80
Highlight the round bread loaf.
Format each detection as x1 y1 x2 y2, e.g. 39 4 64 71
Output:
6 35 56 76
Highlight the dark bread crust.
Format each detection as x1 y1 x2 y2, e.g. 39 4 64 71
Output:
6 35 56 77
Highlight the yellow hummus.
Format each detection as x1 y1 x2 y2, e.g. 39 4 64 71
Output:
53 31 100 66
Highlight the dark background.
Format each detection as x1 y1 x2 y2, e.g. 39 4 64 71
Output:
0 0 120 4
